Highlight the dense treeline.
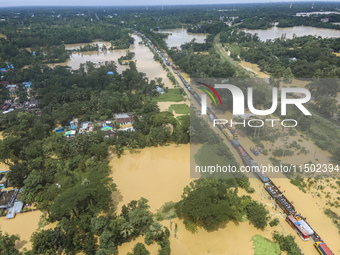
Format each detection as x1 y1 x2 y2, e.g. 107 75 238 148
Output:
0 11 134 70
238 17 273 30
0 39 67 69
277 16 340 30
5 24 132 48
227 2 340 30
187 21 228 34
175 178 269 231
168 33 236 78
220 28 340 78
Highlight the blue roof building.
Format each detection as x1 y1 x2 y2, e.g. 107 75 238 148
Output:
24 81 32 88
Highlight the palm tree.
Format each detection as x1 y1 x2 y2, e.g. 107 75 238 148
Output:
120 222 134 239
113 144 124 158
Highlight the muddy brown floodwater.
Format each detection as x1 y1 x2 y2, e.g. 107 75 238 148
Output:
0 211 43 250
243 26 340 41
157 28 207 48
110 144 335 255
45 35 173 88
109 144 192 213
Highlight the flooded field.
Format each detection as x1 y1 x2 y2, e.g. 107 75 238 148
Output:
157 28 207 48
46 35 173 88
111 144 261 255
111 144 335 255
242 26 340 41
239 60 270 78
109 144 192 213
0 211 43 250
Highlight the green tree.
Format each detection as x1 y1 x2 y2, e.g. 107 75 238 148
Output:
127 198 154 235
0 231 21 255
269 218 280 227
30 227 64 254
127 243 150 255
246 201 269 230
272 232 303 255
175 179 246 231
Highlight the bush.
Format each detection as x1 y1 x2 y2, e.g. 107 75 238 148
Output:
183 219 198 233
246 201 269 230
157 239 171 255
127 243 150 255
269 218 279 227
272 232 303 255
246 187 255 193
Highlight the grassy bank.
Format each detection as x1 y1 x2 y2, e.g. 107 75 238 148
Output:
168 104 190 114
153 89 183 102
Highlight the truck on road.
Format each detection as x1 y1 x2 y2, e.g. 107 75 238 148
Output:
314 241 334 255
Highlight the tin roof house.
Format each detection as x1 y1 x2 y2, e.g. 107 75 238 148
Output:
114 113 134 126
156 86 165 94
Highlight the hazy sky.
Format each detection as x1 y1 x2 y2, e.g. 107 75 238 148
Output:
0 0 323 8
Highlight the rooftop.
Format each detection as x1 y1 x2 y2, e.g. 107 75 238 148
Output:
0 189 18 209
115 113 130 119
287 215 314 236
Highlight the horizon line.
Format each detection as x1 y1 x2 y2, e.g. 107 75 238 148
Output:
1 1 338 9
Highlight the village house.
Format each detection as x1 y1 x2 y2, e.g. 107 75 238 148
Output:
0 189 18 210
0 176 8 189
6 84 18 96
156 86 165 94
114 113 134 126
78 121 94 134
102 129 115 138
65 130 76 138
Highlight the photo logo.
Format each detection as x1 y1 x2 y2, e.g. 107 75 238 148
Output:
201 84 312 116
197 82 223 106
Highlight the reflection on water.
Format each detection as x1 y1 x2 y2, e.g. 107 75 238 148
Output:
48 35 173 87
157 28 207 48
242 26 340 41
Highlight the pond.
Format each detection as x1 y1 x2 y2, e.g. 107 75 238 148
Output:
157 28 207 48
242 26 340 41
